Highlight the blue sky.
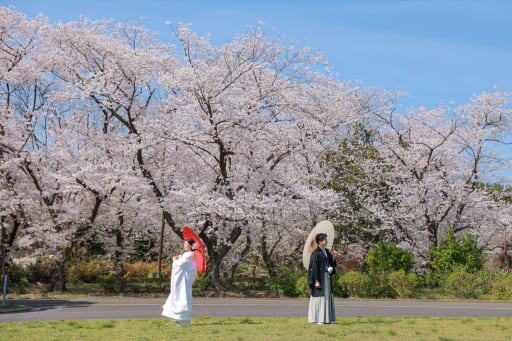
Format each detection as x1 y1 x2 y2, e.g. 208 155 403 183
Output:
5 0 511 111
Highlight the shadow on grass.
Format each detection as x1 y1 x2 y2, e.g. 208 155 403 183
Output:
2 298 94 314
0 303 31 314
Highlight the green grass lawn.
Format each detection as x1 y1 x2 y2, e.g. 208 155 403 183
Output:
1 316 512 341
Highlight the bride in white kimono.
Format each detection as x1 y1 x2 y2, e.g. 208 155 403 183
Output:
162 238 197 326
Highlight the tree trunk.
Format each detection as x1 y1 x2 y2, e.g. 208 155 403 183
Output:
114 228 125 278
209 264 226 292
261 235 278 278
57 261 67 291
227 233 252 285
199 221 243 292
157 212 165 279
1 214 22 277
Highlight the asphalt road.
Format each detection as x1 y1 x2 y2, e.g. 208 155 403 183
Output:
2 297 512 322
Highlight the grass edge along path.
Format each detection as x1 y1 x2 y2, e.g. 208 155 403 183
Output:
0 302 30 313
1 316 512 341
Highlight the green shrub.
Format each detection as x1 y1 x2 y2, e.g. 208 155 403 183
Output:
330 273 345 298
419 269 444 289
24 256 57 284
430 228 485 275
443 269 483 298
269 268 304 297
124 261 166 279
338 271 370 298
100 276 126 293
193 271 208 292
475 268 501 295
491 273 512 300
295 274 310 297
5 262 27 284
122 277 168 293
388 270 419 298
366 241 413 274
68 258 112 283
368 272 396 298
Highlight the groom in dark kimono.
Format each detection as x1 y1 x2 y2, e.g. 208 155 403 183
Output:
307 233 336 324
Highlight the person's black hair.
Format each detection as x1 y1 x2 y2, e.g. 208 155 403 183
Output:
315 233 327 244
185 238 195 246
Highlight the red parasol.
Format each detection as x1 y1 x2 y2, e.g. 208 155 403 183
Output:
183 226 206 273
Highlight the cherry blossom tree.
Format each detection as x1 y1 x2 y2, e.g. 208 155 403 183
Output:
349 92 512 266
0 10 167 287
0 7 52 274
40 17 176 281
153 24 378 288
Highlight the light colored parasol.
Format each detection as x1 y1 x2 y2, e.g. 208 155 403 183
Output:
302 220 335 269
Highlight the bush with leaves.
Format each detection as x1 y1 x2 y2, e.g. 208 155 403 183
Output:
361 241 415 298
366 241 414 274
295 274 310 297
269 267 304 297
367 272 396 298
100 276 126 293
491 273 512 300
68 258 112 283
430 228 485 276
388 270 419 298
443 269 484 298
192 271 209 292
4 262 26 284
338 271 370 298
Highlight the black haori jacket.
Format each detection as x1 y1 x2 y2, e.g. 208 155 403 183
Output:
308 247 336 297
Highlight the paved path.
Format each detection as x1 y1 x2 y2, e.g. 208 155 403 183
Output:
2 297 512 322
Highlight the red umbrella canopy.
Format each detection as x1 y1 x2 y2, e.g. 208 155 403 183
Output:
183 226 206 273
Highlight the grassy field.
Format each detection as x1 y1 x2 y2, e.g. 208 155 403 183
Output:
1 316 512 341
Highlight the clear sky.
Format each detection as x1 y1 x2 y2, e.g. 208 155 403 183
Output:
4 0 511 111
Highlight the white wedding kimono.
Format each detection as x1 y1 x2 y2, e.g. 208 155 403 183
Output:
162 251 197 322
